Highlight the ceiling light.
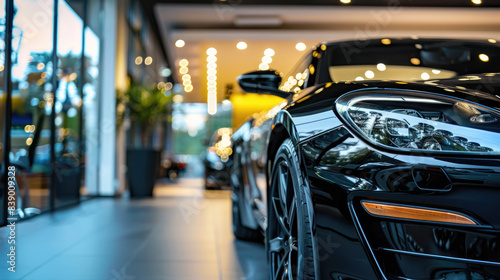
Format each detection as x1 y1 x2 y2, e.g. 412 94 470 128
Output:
179 59 189 67
182 74 191 81
175 40 185 48
355 77 364 81
259 63 270 70
262 56 272 64
179 67 188 74
340 0 351 3
432 69 441 74
296 42 306 51
264 48 275 57
207 48 218 116
184 85 193 92
237 41 247 50
207 48 217 56
207 56 217 63
488 39 497 43
376 63 386 71
471 0 482 4
421 72 430 80
410 58 421 65
479 53 489 62
365 70 375 79
381 39 391 45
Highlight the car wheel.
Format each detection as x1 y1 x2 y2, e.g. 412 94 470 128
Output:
268 139 314 280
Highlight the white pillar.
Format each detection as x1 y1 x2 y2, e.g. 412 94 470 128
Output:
96 0 118 196
84 0 102 196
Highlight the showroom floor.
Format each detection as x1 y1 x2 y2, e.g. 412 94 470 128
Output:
0 178 268 280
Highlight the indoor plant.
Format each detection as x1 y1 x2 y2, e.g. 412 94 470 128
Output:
119 81 172 197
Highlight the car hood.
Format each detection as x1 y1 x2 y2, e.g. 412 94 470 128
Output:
334 73 500 110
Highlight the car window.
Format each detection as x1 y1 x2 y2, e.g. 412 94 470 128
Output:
325 40 500 83
280 53 313 93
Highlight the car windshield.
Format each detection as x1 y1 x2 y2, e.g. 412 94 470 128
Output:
326 39 500 82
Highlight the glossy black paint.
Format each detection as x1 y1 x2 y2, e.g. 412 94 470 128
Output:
231 38 500 280
296 82 500 279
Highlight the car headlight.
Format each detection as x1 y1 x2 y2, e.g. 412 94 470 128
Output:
335 90 500 155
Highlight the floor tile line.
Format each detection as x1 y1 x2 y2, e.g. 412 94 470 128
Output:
121 223 159 273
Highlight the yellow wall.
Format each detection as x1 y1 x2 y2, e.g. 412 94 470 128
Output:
230 91 284 129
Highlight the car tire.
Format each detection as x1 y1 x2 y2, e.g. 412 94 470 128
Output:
267 138 315 280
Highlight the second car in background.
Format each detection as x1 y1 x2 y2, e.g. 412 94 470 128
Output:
202 127 233 190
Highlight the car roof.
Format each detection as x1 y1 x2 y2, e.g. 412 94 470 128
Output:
318 37 500 49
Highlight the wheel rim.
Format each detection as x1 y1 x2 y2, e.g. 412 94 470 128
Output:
269 160 298 280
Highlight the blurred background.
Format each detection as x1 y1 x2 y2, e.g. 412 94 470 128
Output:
0 1 499 279
1 0 500 222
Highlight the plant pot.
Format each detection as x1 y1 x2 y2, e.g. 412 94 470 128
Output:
126 148 161 197
54 169 81 200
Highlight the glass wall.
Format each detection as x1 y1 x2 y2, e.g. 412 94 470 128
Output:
10 0 55 213
54 0 84 206
0 0 100 226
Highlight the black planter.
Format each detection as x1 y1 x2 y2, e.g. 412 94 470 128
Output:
54 168 81 200
126 149 161 197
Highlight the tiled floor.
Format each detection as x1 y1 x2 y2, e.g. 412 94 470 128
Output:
0 178 268 280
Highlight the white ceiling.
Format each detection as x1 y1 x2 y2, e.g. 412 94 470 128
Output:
154 4 500 103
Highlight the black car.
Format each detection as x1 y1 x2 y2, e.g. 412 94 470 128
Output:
202 127 233 189
230 38 500 280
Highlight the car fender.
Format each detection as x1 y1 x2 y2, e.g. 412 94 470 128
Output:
268 109 321 278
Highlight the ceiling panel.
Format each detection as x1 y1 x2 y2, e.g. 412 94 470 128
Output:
153 4 500 103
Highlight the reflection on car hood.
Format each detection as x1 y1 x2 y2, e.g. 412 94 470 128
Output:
335 73 500 109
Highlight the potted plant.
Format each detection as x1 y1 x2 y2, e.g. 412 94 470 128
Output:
118 81 172 197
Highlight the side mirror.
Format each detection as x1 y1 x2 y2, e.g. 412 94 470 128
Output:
237 70 291 98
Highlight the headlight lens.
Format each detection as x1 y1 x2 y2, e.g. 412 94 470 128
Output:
336 91 500 155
